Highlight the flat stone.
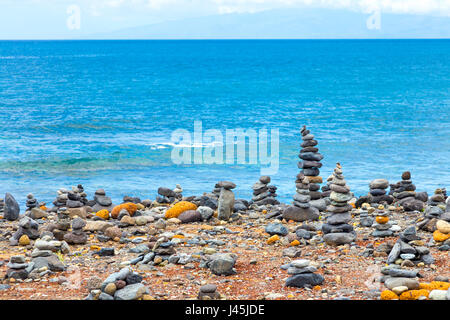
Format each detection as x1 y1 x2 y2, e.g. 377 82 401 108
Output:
285 273 324 288
384 278 419 290
282 206 319 222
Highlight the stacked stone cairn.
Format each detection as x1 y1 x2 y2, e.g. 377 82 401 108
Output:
130 235 177 267
282 174 319 222
48 207 72 241
251 176 279 206
25 193 39 212
380 263 422 298
358 203 374 227
86 267 149 300
198 284 221 300
369 179 393 205
390 171 426 212
429 188 446 208
123 195 141 204
9 216 40 246
371 204 397 237
6 255 30 280
284 259 324 288
156 187 177 204
63 217 88 245
386 226 435 266
297 125 325 211
51 188 70 211
173 184 183 200
29 235 67 274
417 189 446 233
91 189 114 212
217 181 236 221
322 163 356 246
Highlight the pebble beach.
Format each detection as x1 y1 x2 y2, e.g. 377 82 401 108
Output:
0 125 449 301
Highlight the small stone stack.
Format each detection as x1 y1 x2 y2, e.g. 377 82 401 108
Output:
63 217 87 244
371 205 395 237
297 125 324 210
48 207 71 241
217 181 236 221
198 284 221 300
369 179 393 205
358 203 374 227
25 193 39 212
92 189 114 212
51 188 70 212
417 190 446 233
387 226 435 265
156 187 177 204
322 163 356 246
251 176 279 206
9 216 40 246
76 185 88 205
66 187 84 209
173 184 183 200
282 174 319 222
391 171 425 212
429 189 446 208
285 259 324 288
381 264 421 297
130 236 178 267
6 255 29 280
87 267 149 300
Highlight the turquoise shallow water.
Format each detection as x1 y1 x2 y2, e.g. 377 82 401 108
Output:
0 40 449 206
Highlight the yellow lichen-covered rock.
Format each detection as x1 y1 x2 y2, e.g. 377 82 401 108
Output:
267 235 280 244
376 216 389 224
419 281 450 291
380 290 399 300
95 209 110 220
399 289 429 300
19 235 30 246
433 230 450 242
111 202 138 219
164 201 197 219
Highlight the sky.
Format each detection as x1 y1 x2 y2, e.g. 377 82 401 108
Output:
1 0 450 39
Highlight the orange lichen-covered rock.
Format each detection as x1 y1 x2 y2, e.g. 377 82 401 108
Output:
164 201 197 219
433 230 450 242
267 235 280 244
95 209 110 220
399 289 429 300
290 240 300 246
111 202 138 219
376 216 389 224
419 281 450 291
380 290 399 300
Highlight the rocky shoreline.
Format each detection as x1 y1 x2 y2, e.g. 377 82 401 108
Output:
0 127 448 301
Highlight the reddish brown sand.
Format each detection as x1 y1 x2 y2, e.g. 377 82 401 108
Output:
0 210 448 300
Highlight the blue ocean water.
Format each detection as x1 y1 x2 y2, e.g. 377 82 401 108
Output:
0 40 449 206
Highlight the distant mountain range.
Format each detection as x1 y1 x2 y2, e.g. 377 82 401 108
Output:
87 8 450 39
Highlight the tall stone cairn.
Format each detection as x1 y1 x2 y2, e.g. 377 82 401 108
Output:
322 163 356 246
298 125 324 208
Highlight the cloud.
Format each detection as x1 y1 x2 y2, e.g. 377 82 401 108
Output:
2 0 450 16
